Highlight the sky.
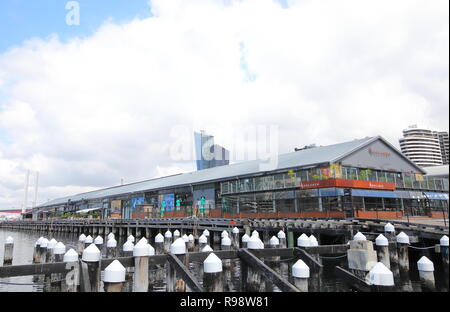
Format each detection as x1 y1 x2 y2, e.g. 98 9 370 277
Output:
0 0 448 210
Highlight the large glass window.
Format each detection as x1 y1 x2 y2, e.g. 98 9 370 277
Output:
403 173 414 188
296 170 308 183
274 174 285 189
239 178 254 193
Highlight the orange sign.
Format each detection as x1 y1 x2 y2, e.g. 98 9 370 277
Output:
299 178 396 191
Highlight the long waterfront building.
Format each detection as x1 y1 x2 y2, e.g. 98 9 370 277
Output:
31 136 449 220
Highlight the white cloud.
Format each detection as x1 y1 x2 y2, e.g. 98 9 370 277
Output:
0 0 448 209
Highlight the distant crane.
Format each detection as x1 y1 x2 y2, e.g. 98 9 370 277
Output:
22 170 39 214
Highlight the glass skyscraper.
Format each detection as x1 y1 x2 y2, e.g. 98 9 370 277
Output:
194 131 230 170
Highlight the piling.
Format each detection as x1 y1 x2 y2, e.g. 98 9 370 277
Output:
277 230 286 248
164 230 173 253
63 249 80 292
232 227 240 249
168 238 188 292
84 235 93 249
107 238 117 258
241 234 250 249
252 230 259 238
78 234 86 255
94 235 104 253
39 238 49 263
269 236 281 269
375 234 390 269
133 240 153 292
3 236 14 265
34 237 44 263
52 242 66 290
368 262 395 291
246 235 265 292
396 232 410 272
174 230 181 240
81 244 101 292
107 232 115 241
199 234 208 250
127 235 135 243
103 260 126 292
202 245 213 252
287 231 294 248
203 253 224 292
182 234 189 251
188 234 195 252
123 240 134 257
154 233 164 254
46 238 57 263
297 233 310 248
203 229 210 245
292 259 309 292
417 256 435 291
440 235 449 273
384 223 398 266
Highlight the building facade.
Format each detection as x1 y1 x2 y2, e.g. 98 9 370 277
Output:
33 136 449 220
399 126 445 167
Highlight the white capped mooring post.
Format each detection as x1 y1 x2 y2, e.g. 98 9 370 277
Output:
384 223 398 265
269 236 280 248
199 234 208 250
232 227 240 249
107 232 115 241
292 259 310 292
202 245 213 252
417 256 435 291
34 237 44 263
39 238 49 263
368 262 395 291
241 234 250 249
123 240 134 257
246 236 265 292
168 238 188 292
203 253 224 292
3 236 14 265
46 238 58 263
107 238 117 258
375 234 390 269
188 234 195 252
51 242 66 291
221 235 232 270
182 234 190 251
269 236 281 269
164 230 173 253
133 240 153 292
154 233 164 254
203 229 210 245
173 230 181 239
252 230 259 238
297 233 310 249
63 248 80 292
81 244 101 292
78 234 86 255
127 234 135 243
103 260 126 292
440 235 449 272
84 235 93 249
94 235 104 253
396 232 410 272
278 230 286 248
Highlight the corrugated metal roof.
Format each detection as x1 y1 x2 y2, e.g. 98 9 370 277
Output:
37 136 378 208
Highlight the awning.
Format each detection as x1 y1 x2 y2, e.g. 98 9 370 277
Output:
424 192 449 200
77 207 102 214
395 190 412 199
319 188 344 197
351 189 398 198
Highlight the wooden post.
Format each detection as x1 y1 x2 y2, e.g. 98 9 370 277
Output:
154 233 164 255
440 235 449 274
246 235 265 292
203 253 224 291
52 242 66 291
81 244 101 292
287 231 294 248
203 229 210 246
133 240 153 292
188 234 195 252
199 234 208 251
78 234 86 255
39 238 49 263
164 230 173 253
232 227 240 249
63 249 80 292
417 256 435 291
169 238 187 292
46 238 57 263
94 236 104 256
104 260 126 292
241 234 250 249
396 232 410 273
107 238 117 258
84 235 93 249
3 236 14 265
375 234 390 269
277 230 286 248
292 259 309 292
34 237 44 263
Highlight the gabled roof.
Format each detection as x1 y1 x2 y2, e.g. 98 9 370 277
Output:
36 136 419 209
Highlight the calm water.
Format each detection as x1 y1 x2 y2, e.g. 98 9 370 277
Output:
0 229 448 292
